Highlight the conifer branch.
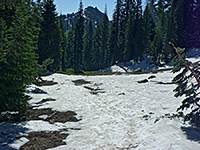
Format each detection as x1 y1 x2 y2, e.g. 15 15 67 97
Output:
170 42 200 87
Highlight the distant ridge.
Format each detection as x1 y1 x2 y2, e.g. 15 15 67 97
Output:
61 6 107 31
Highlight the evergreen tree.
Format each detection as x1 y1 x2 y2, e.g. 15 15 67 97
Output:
134 0 144 62
124 0 136 62
59 15 68 71
151 0 167 64
83 20 93 70
193 0 200 47
0 0 39 119
101 6 109 68
109 0 122 65
124 10 135 62
143 0 156 54
66 31 75 69
93 22 102 70
184 0 200 48
164 0 177 62
119 0 131 63
38 0 62 71
73 0 84 73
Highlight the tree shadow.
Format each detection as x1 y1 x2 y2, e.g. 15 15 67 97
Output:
0 122 28 150
181 126 200 143
27 87 48 94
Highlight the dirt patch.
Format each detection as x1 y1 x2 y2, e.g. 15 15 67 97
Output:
26 108 80 124
20 131 69 150
72 79 91 86
84 86 105 95
19 105 80 149
35 80 58 86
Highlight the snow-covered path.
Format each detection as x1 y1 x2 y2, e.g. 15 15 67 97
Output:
4 71 200 150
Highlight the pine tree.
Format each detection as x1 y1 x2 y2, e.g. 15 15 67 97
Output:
93 22 102 70
164 0 177 62
109 0 122 65
59 15 68 71
124 0 136 62
134 0 144 62
38 0 62 72
66 30 75 69
101 6 109 68
73 0 84 73
0 0 39 119
83 20 93 70
119 0 131 63
193 0 200 47
143 0 156 54
151 0 167 64
184 0 200 48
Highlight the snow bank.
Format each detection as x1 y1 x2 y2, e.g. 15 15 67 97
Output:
101 48 200 73
101 55 171 73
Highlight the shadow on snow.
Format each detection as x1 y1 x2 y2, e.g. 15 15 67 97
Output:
181 126 200 143
0 122 28 150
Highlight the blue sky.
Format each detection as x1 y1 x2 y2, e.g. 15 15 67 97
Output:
54 0 146 20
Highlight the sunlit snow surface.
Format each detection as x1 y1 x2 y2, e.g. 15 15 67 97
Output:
2 70 199 150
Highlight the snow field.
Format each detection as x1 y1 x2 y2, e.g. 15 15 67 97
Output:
4 70 200 150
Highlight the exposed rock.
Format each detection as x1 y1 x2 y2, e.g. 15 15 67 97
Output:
148 75 156 79
137 79 149 83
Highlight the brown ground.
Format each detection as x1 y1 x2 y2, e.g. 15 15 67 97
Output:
20 131 69 150
72 79 91 86
26 107 80 124
20 97 80 150
35 80 58 86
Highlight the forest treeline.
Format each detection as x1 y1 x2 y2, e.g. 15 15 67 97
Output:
38 0 200 73
0 0 199 118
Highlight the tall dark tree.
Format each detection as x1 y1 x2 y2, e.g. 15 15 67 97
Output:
73 0 84 73
164 0 178 62
109 0 122 65
101 6 109 68
93 22 102 70
83 20 93 70
124 0 136 62
152 0 166 64
66 31 74 69
134 0 144 62
184 0 200 48
38 0 62 71
119 0 131 63
124 10 135 62
0 0 39 118
59 15 68 71
143 0 156 54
